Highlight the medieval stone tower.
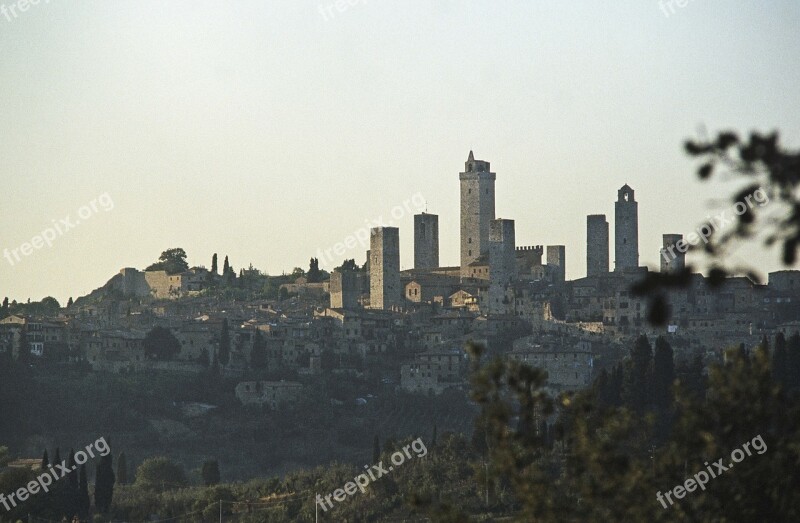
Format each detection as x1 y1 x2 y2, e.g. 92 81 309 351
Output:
546 245 566 283
614 184 639 271
660 234 685 273
586 214 609 276
488 218 516 313
369 227 400 310
414 212 439 269
460 151 496 277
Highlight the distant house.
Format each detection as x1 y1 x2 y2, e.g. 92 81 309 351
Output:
400 348 465 395
235 380 303 409
509 336 593 393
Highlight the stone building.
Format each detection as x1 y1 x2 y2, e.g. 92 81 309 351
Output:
614 184 639 271
400 348 464 395
660 233 685 273
509 336 593 393
414 212 439 269
460 151 496 277
369 227 401 310
330 270 361 309
586 214 609 276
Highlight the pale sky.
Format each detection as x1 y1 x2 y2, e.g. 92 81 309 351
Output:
1 1 799 304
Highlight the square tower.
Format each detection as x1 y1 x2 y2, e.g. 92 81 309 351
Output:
488 219 516 314
460 151 496 277
586 214 609 276
614 185 639 271
369 227 401 310
660 234 685 273
414 213 439 269
547 245 566 283
330 270 360 309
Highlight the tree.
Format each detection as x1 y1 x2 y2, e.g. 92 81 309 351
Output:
773 332 788 387
201 460 221 486
198 348 210 368
66 297 73 308
373 434 381 463
219 320 230 366
622 335 652 412
250 329 267 369
145 248 189 275
143 326 181 360
307 257 322 283
336 259 359 272
94 451 115 513
77 464 90 518
16 326 29 367
211 253 218 275
134 457 187 491
0 297 8 319
40 449 49 469
117 452 128 485
652 336 675 412
39 296 60 314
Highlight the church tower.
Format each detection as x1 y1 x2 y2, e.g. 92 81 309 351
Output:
460 151 496 277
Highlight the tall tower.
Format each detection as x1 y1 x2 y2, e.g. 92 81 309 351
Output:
414 213 439 269
369 227 400 310
488 219 515 314
586 214 609 276
460 151 496 277
660 234 685 273
614 185 639 271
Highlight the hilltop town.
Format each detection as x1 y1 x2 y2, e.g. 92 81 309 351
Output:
3 152 797 395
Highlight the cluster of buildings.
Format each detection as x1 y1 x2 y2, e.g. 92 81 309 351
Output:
2 151 799 399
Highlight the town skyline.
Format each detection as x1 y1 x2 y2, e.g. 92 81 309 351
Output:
2 1 799 304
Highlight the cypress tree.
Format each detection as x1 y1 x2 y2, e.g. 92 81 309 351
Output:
94 452 115 513
223 256 230 275
773 332 789 387
117 452 128 485
250 329 267 369
219 320 230 366
41 449 49 469
788 332 800 391
373 434 381 463
17 326 29 368
77 464 90 518
623 335 652 412
211 253 218 275
201 460 221 486
653 336 675 411
66 297 74 308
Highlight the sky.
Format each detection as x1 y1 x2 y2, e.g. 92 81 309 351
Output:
1 0 799 305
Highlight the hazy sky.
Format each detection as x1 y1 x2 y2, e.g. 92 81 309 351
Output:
1 1 799 304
